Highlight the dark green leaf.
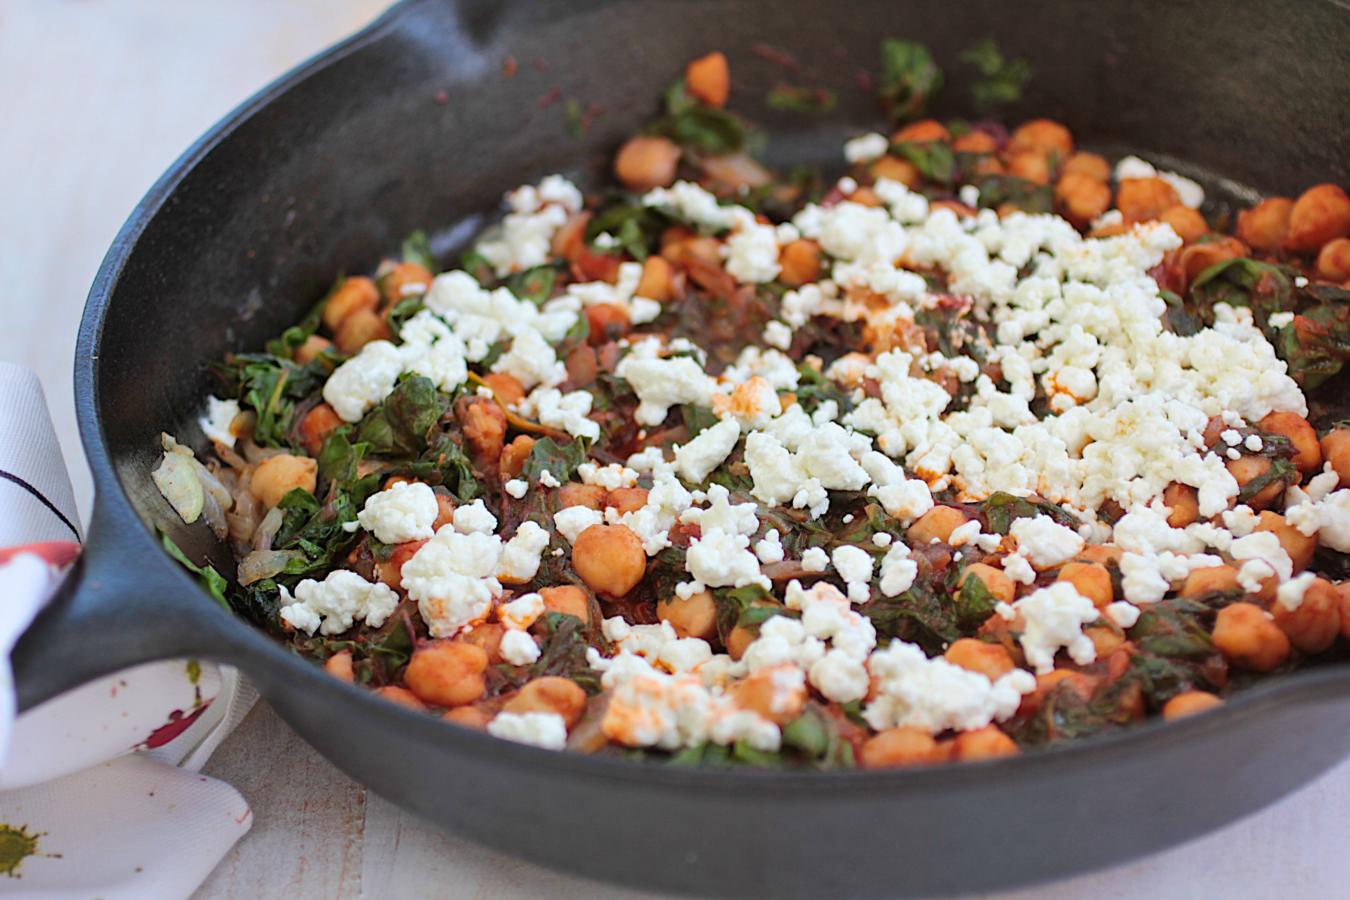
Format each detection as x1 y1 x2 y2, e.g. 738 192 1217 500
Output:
355 375 448 456
960 38 1032 114
401 230 438 275
878 38 943 122
892 140 956 184
651 81 751 155
766 84 837 114
681 404 720 438
505 264 563 305
160 532 231 612
522 437 590 485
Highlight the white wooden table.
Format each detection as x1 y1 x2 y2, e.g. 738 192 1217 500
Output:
2 2 1346 897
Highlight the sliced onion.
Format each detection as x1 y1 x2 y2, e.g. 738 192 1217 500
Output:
253 506 284 552
699 153 772 190
152 452 204 524
238 549 301 586
200 488 229 540
241 439 285 465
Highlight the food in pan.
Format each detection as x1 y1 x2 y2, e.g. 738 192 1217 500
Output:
156 42 1350 768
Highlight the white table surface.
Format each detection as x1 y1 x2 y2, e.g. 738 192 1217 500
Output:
3 2 1346 897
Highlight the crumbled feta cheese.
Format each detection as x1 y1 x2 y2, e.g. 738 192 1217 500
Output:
843 132 889 164
198 396 241 448
801 546 829 572
279 570 399 636
356 480 439 544
518 387 600 440
1010 515 1085 568
487 711 568 749
683 528 770 593
1000 581 1100 673
878 543 918 596
1276 571 1316 612
452 499 498 535
504 478 528 499
675 418 741 483
498 521 550 583
831 545 874 604
554 505 605 543
864 639 1035 733
401 529 504 637
499 628 542 665
322 340 405 422
616 349 716 426
754 529 785 564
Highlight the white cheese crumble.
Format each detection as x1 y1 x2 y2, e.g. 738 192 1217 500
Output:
487 711 568 749
1010 515 1085 569
998 581 1100 673
279 570 399 636
863 639 1035 733
198 396 241 448
355 481 439 544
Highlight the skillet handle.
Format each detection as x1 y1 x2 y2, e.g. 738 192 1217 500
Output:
10 498 240 713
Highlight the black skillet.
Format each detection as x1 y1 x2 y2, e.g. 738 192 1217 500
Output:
14 1 1350 896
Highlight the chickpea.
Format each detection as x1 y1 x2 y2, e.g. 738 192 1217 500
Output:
1225 454 1284 510
404 641 489 707
661 233 722 267
1077 543 1124 566
907 506 969 544
458 622 506 665
572 524 646 596
380 261 433 304
892 119 949 144
1272 577 1340 654
1317 237 1350 282
298 402 343 456
324 650 355 683
551 211 591 261
657 590 717 640
1162 482 1200 528
943 638 1015 680
1235 197 1294 251
869 156 921 187
685 51 730 107
1180 565 1241 598
1057 561 1113 608
860 727 946 768
605 486 649 516
1162 690 1223 720
1034 669 1100 703
294 334 333 364
1283 183 1350 254
461 398 506 463
481 372 526 406
958 563 1015 604
1211 602 1290 672
585 303 630 345
375 686 427 711
950 726 1019 761
636 255 675 302
1336 581 1350 641
1257 412 1321 476
503 676 588 728
1321 428 1350 486
1177 236 1248 287
1055 173 1111 226
334 307 393 354
1160 205 1209 243
1006 151 1050 185
539 585 591 624
728 664 807 726
250 453 318 508
952 130 997 155
1009 119 1073 160
1254 511 1316 572
1116 177 1180 224
443 706 490 730
614 135 681 192
778 239 822 287
321 276 379 332
1085 624 1126 657
374 538 427 589
557 483 607 510
565 344 598 388
498 435 536 481
1060 151 1111 182
432 491 456 530
848 186 883 208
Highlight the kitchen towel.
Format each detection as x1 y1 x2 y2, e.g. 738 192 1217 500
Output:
0 362 254 897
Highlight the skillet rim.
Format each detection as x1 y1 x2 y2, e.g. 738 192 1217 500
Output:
74 0 1350 792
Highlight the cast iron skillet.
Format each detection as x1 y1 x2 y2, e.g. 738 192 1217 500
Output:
14 1 1350 896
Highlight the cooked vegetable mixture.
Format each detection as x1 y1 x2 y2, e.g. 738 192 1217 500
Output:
156 43 1350 768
